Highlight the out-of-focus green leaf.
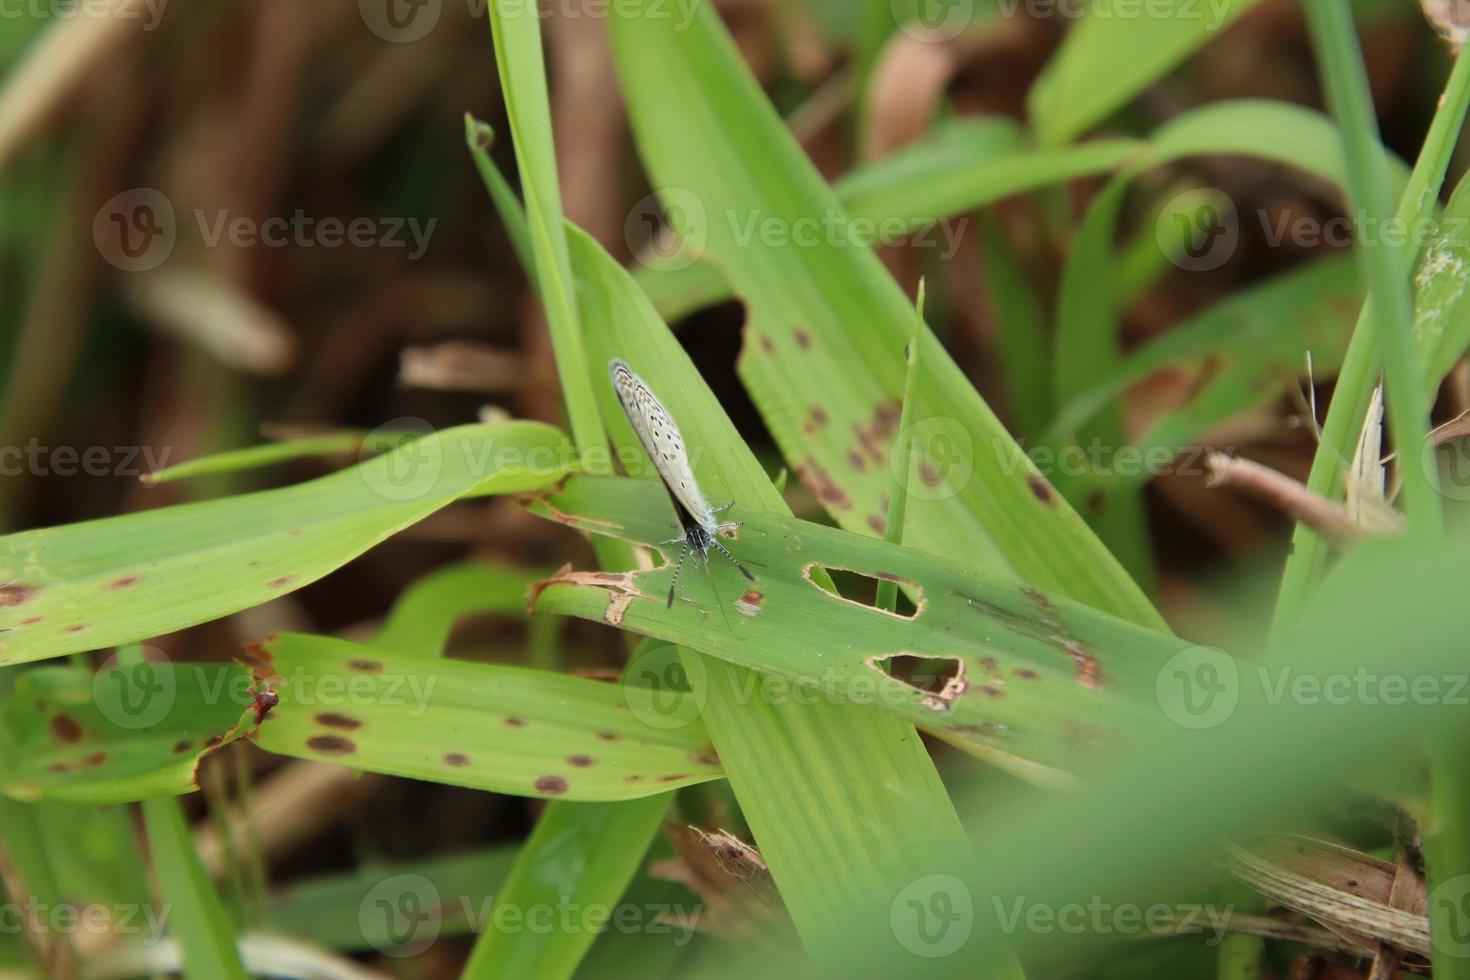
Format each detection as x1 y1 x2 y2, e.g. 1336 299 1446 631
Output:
373 561 542 658
1028 0 1263 146
141 794 247 980
0 421 572 665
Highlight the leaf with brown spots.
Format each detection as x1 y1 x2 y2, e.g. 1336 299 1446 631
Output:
0 422 573 667
528 475 1191 775
250 632 722 800
0 661 258 803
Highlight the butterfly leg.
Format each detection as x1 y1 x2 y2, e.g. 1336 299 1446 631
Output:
666 543 691 608
709 537 756 582
710 500 736 515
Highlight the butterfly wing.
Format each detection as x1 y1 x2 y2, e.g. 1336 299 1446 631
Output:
608 359 714 529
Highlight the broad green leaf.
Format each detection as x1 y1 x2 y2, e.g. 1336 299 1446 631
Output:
141 794 247 980
249 632 723 801
0 421 572 665
528 474 1186 773
610 0 1163 633
0 662 255 803
564 225 976 960
1028 0 1262 146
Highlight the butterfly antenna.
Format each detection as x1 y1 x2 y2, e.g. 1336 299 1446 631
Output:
710 537 756 582
667 542 691 608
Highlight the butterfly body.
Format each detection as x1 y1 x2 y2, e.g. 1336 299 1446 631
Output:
608 359 755 606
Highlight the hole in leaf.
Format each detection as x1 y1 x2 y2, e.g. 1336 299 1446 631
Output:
868 653 968 712
805 565 921 618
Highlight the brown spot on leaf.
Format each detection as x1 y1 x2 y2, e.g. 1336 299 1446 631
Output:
794 460 851 510
1016 668 1039 680
267 576 296 589
0 583 38 607
625 774 644 782
348 659 383 673
867 513 886 534
793 327 812 349
657 773 688 783
107 576 140 589
846 450 868 473
288 528 304 537
51 714 82 743
1022 587 1056 616
979 657 999 676
1057 638 1103 689
315 712 361 730
734 590 764 618
1087 490 1105 515
873 399 901 436
63 624 87 633
445 753 470 767
567 755 595 768
17 617 42 626
979 685 1006 700
535 775 568 794
1027 475 1055 504
691 748 719 766
596 731 620 741
920 461 942 487
506 716 526 727
306 735 356 755
759 335 774 355
173 740 192 754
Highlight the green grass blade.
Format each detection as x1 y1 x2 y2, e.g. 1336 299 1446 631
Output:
0 421 571 664
1028 0 1262 146
141 795 248 980
249 632 722 800
875 281 924 613
461 795 671 978
610 0 1162 631
141 430 371 486
464 113 537 285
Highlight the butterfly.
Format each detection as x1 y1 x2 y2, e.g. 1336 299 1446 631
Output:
608 359 755 607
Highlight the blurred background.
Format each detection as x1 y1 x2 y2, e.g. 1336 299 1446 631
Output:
0 0 1465 974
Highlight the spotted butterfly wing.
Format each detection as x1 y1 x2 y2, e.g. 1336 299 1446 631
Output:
608 359 715 528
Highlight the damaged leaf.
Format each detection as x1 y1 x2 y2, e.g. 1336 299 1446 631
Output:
525 476 1189 774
